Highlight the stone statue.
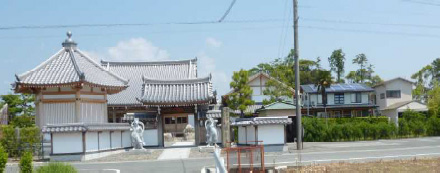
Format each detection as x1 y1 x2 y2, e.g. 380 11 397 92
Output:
205 117 218 146
130 118 145 150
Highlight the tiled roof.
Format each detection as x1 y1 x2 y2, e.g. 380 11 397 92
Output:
15 35 128 91
231 105 264 115
301 83 374 94
199 110 222 119
259 101 296 110
139 76 214 106
231 117 292 126
102 59 198 106
372 77 414 88
42 123 130 133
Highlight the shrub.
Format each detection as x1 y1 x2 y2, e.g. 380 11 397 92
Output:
20 127 40 153
36 162 77 173
398 119 411 137
427 116 440 136
0 125 18 158
0 146 7 173
19 151 32 173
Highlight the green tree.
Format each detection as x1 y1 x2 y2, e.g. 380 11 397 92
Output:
411 58 440 102
427 81 440 116
1 94 35 121
352 54 368 83
226 69 255 117
328 49 345 83
0 145 7 173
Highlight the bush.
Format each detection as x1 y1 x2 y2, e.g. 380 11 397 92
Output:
0 146 7 173
20 127 40 153
0 125 18 158
36 162 77 173
19 151 32 173
427 116 440 136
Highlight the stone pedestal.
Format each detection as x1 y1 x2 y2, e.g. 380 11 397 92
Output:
199 146 215 153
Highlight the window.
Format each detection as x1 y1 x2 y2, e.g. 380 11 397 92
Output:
165 117 171 124
386 90 401 98
176 117 188 124
334 93 344 104
380 93 385 99
352 93 362 103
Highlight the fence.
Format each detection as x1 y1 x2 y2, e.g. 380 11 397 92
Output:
224 141 265 173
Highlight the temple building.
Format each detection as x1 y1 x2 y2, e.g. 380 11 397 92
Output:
13 32 216 160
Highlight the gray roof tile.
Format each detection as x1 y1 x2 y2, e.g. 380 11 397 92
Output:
16 48 128 89
102 59 198 106
139 76 213 106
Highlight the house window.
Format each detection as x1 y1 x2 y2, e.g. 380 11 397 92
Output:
386 90 401 98
380 93 385 99
352 93 362 103
177 117 187 124
334 93 344 104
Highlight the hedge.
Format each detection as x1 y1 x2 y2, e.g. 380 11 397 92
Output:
36 162 77 173
0 146 7 173
303 110 440 142
0 125 40 158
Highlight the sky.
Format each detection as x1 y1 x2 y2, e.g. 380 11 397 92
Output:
1 0 440 96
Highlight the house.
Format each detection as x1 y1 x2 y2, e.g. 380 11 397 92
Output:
301 83 376 117
372 77 428 125
223 71 295 116
224 71 295 145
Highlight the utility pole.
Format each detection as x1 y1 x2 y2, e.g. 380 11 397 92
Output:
293 0 302 150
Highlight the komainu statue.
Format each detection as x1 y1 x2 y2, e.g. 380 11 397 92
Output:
205 117 218 146
130 118 145 150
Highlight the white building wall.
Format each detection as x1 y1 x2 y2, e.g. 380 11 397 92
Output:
246 126 256 143
375 85 387 110
86 132 99 152
383 80 413 107
43 103 76 125
143 129 159 146
258 125 285 145
111 131 122 149
188 114 195 127
122 131 132 148
238 126 247 144
99 131 111 150
80 103 106 123
52 133 83 154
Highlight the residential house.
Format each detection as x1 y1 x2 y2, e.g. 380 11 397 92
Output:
372 77 427 125
301 83 376 117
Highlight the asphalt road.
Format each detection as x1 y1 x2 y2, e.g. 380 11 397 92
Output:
6 137 440 173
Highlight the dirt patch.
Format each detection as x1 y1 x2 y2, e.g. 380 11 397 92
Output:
87 149 163 162
282 157 440 173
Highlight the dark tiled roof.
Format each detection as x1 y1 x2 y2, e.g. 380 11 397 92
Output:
231 105 264 115
42 123 130 133
231 117 292 126
16 48 128 89
139 76 214 106
301 83 374 94
199 110 222 119
102 59 198 106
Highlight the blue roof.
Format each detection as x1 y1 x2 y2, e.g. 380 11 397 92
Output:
301 83 374 93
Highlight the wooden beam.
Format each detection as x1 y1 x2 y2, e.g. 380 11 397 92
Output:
41 99 76 103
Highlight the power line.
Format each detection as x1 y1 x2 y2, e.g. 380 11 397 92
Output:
402 0 440 6
218 0 238 22
277 0 291 59
302 17 440 29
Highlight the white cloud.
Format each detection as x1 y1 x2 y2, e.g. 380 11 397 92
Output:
197 52 229 96
87 38 170 62
206 37 223 48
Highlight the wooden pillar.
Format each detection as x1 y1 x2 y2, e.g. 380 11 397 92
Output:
221 107 230 148
75 88 81 123
112 108 116 123
157 107 164 147
194 104 199 146
82 132 86 153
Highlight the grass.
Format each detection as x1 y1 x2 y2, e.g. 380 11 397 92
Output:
285 157 440 172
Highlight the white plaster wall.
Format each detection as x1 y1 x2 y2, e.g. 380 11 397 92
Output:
53 133 82 154
258 125 285 145
43 95 75 99
327 93 335 105
384 80 413 107
111 131 122 149
86 132 99 152
80 103 106 123
43 102 75 125
188 114 195 127
382 109 398 125
143 129 159 146
375 85 387 110
122 131 132 148
246 126 256 143
238 126 247 144
98 131 111 150
81 95 105 100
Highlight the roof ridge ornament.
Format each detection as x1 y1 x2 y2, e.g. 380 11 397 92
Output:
62 31 77 48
